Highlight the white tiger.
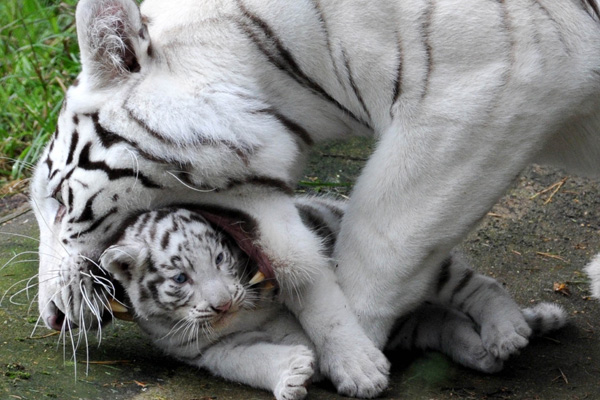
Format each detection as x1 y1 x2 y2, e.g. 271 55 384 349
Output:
31 0 599 397
99 200 566 400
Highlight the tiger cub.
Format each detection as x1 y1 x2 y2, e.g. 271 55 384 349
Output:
100 199 566 400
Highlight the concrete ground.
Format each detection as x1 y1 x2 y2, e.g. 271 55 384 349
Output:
1 138 599 400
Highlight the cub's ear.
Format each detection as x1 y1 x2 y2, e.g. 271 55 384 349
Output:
76 0 149 87
100 243 147 284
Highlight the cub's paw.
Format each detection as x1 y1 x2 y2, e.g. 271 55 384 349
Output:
319 338 390 398
460 343 504 374
274 346 315 400
445 318 504 373
481 311 531 361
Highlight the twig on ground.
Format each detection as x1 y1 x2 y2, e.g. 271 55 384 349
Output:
530 177 568 204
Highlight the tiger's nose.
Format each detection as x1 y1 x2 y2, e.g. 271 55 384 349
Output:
211 300 232 313
46 302 77 331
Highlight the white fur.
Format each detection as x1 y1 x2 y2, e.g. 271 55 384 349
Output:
31 0 599 396
585 254 600 299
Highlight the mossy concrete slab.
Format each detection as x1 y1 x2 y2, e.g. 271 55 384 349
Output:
1 139 599 399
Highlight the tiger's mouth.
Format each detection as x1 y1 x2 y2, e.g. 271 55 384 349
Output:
248 271 276 290
108 298 135 321
196 208 277 287
45 300 116 331
106 279 135 321
40 255 132 331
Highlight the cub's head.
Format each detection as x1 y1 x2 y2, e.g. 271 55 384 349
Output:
30 0 298 333
100 208 271 331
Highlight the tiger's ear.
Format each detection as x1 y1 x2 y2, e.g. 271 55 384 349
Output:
76 0 149 87
100 243 147 284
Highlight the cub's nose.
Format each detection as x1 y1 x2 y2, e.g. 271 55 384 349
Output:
211 299 232 313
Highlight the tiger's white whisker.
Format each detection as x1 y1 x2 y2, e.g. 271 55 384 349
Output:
0 250 50 272
27 196 71 256
1 278 33 305
92 292 103 344
2 258 42 270
77 255 101 269
89 270 116 298
166 171 217 192
78 269 115 297
79 280 102 329
27 291 40 315
0 157 37 170
30 288 62 338
60 295 78 381
125 148 140 190
7 278 40 306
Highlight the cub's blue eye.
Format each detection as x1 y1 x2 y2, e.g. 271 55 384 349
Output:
215 252 224 265
173 273 188 284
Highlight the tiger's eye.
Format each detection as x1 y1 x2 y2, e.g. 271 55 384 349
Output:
55 192 65 205
173 273 188 283
215 252 224 265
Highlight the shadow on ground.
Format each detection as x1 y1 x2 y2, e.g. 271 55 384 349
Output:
1 138 599 400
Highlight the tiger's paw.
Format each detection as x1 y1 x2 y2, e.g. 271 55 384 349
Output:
319 338 390 398
274 346 315 400
481 311 531 361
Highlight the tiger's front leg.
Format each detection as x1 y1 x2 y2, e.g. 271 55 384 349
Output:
285 265 390 398
334 118 547 348
251 197 389 398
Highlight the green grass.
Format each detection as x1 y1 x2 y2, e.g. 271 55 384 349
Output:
0 0 79 183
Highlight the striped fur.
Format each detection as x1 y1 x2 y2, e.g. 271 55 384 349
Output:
31 0 599 396
101 208 315 400
101 199 566 399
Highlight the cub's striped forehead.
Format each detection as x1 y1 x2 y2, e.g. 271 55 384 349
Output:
123 207 223 251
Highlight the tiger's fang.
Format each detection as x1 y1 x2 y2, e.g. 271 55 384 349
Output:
248 271 265 285
108 298 128 313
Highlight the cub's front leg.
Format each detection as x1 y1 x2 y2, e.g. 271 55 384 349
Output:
199 332 314 400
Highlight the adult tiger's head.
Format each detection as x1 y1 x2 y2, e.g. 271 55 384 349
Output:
30 0 306 332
